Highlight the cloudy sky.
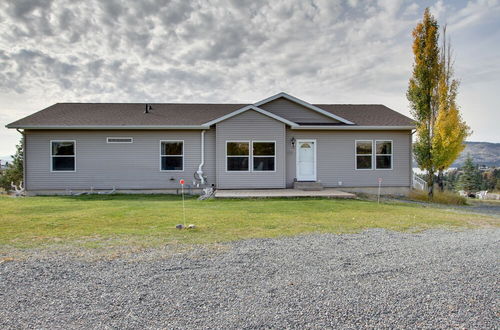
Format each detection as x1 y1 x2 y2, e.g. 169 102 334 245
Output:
0 0 499 157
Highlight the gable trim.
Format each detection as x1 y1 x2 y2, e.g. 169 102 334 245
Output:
7 125 211 130
202 105 298 127
291 125 415 130
254 92 355 125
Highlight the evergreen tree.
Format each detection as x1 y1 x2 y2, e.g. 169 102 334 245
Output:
0 137 24 191
456 154 481 193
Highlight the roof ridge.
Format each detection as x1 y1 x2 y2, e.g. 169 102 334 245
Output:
313 103 386 106
55 102 250 105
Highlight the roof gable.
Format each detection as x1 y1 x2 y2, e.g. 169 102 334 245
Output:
258 97 339 124
254 92 354 125
202 105 298 127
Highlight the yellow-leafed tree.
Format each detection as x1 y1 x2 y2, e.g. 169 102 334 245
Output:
432 27 471 190
408 10 470 197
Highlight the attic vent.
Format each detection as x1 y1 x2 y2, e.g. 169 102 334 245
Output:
107 137 133 144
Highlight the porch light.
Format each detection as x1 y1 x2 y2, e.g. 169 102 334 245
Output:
291 137 296 148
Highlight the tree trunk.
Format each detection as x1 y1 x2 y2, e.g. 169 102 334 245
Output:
427 171 435 198
438 170 445 192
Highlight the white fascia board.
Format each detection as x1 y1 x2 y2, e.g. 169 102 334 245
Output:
6 125 211 130
254 92 355 125
202 105 298 127
291 125 415 130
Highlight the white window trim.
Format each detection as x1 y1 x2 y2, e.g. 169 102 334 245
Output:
107 137 133 144
226 140 251 172
252 141 276 173
355 140 373 170
160 140 184 172
50 140 76 173
375 140 393 170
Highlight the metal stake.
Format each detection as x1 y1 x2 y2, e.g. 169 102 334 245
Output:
180 179 186 225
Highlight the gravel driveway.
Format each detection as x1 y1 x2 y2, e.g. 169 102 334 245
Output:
1 229 499 329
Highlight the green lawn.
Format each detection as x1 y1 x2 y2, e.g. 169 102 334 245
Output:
0 194 497 250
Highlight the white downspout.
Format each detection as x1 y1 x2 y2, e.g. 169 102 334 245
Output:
196 130 206 185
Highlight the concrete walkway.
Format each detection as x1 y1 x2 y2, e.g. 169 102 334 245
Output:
214 188 356 198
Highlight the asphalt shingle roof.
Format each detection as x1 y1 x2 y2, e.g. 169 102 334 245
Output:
6 102 415 128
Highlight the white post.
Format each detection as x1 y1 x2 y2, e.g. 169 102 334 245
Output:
377 177 382 204
180 179 186 225
181 184 185 224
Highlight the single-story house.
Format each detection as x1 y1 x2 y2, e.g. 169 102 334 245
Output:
6 92 415 195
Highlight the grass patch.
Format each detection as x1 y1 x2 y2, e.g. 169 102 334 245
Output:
0 194 496 250
409 190 468 205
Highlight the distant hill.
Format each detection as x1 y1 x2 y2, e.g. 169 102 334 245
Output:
412 141 499 169
452 142 500 168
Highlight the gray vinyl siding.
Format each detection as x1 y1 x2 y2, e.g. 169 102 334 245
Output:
285 129 412 188
259 98 338 124
216 110 285 189
23 126 411 191
24 129 216 191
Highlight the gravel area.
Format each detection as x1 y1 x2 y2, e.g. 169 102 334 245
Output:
1 229 499 329
388 197 500 217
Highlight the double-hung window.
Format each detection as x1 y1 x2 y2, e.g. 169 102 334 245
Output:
253 142 275 171
355 140 373 170
161 141 183 171
51 141 76 172
226 141 275 172
226 142 249 171
375 140 392 169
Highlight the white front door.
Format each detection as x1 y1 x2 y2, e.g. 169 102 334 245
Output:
296 139 317 181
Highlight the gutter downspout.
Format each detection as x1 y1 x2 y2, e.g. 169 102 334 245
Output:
196 130 206 185
16 129 26 191
410 129 416 190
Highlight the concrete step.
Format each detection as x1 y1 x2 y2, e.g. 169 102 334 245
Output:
293 181 323 191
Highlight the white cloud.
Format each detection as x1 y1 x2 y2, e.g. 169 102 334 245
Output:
448 0 500 31
0 0 499 155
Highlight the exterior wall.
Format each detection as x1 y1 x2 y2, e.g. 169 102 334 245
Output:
23 125 411 192
215 110 286 189
24 129 216 191
259 98 338 124
285 129 412 188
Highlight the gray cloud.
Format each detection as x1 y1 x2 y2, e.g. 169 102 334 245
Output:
0 0 499 155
